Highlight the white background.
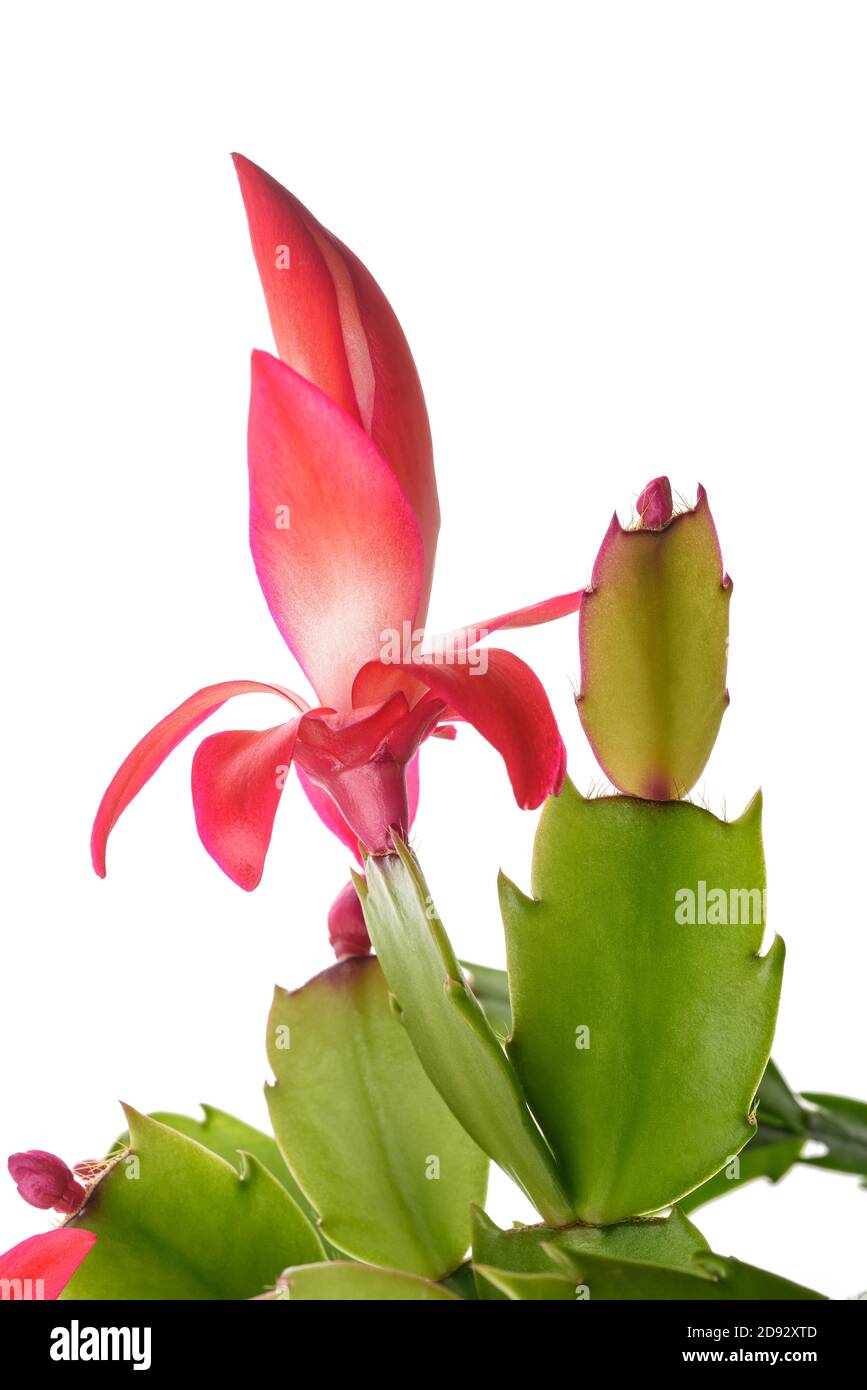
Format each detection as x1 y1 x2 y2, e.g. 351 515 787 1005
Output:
2 1 865 1297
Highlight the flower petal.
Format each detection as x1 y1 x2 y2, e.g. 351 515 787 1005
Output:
249 350 424 707
191 721 305 890
91 680 307 877
428 587 585 657
0 1229 96 1300
233 154 439 611
406 751 422 824
292 695 440 852
381 649 567 809
351 587 584 709
296 750 422 861
296 766 362 860
233 154 362 424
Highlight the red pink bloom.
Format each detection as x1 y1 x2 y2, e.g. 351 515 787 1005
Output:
91 157 580 904
0 1230 95 1300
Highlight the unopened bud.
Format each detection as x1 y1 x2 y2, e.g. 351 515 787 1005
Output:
327 880 372 960
7 1150 85 1215
636 475 674 529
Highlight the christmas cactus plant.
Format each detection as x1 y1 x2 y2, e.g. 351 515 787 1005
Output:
4 158 865 1304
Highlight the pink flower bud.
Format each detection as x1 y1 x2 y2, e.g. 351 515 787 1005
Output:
636 475 674 529
7 1150 85 1215
328 880 372 960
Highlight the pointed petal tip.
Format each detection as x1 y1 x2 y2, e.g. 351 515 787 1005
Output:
234 868 262 893
232 151 267 186
250 344 278 376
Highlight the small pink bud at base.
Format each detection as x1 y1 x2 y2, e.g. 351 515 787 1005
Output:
328 880 372 960
7 1150 85 1215
636 476 674 529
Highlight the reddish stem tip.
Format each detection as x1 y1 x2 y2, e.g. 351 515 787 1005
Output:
636 476 674 529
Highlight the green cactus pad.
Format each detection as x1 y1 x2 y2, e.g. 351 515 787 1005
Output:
578 485 730 799
478 1247 824 1300
268 1261 460 1300
358 844 572 1225
147 1104 317 1222
62 1106 324 1299
499 779 784 1223
266 955 487 1279
471 1204 708 1299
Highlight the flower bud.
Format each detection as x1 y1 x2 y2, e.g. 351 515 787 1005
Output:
7 1150 85 1215
328 880 372 960
636 475 673 529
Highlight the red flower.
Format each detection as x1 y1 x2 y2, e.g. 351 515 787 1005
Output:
0 1230 95 1300
91 157 581 899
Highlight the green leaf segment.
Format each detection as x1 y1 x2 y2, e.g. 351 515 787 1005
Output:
265 955 488 1279
266 1261 459 1301
685 1061 867 1209
499 779 784 1222
577 484 730 799
477 1249 824 1301
362 780 783 1227
356 845 573 1225
63 1107 324 1300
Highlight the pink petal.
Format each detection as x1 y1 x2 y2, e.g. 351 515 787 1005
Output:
380 649 567 809
296 693 411 763
233 155 439 615
293 695 442 852
249 351 424 709
432 587 585 655
352 587 584 708
191 720 307 890
296 749 422 861
406 751 422 824
0 1229 96 1300
296 766 363 860
233 154 363 426
92 680 307 877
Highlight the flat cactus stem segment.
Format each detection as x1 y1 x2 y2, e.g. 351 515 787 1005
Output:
477 1246 825 1300
266 1261 460 1301
578 483 731 800
500 779 785 1225
265 956 488 1279
358 843 573 1225
471 1204 709 1300
546 1246 825 1301
62 1106 324 1299
146 1104 318 1226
